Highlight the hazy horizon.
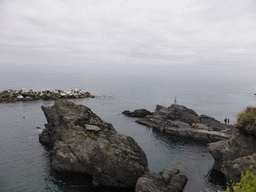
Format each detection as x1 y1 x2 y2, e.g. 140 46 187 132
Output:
0 0 256 77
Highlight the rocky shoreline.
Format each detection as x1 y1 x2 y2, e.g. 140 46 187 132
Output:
0 88 95 102
39 100 188 191
208 107 256 184
124 104 256 186
126 104 232 143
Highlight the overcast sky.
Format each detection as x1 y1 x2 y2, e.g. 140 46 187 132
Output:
0 0 256 75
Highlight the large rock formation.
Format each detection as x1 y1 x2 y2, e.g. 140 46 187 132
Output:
153 104 200 124
39 100 148 188
122 109 153 118
135 104 230 143
209 128 256 183
135 167 187 192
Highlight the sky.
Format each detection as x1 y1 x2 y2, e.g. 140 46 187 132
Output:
0 0 256 75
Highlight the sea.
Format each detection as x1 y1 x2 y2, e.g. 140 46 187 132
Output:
0 70 255 192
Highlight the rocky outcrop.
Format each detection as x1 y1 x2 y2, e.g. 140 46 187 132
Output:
122 109 153 118
134 104 230 143
0 88 94 102
39 100 148 188
199 115 226 131
222 154 256 183
153 104 199 124
209 128 256 183
135 167 187 192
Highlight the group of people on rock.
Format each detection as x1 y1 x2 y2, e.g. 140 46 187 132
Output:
224 117 230 124
189 122 198 129
160 121 168 132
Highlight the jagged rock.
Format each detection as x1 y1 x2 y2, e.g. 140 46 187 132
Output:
122 109 153 118
135 167 187 192
39 100 148 188
208 140 227 170
153 104 199 124
199 114 225 131
222 154 256 183
209 128 256 183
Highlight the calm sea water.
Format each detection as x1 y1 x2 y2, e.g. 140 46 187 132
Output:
0 71 255 192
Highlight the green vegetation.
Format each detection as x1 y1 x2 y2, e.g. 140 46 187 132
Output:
87 131 95 139
236 109 256 136
109 144 113 148
219 166 256 192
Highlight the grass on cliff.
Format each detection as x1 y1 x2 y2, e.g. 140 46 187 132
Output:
87 131 95 139
236 109 256 136
220 166 256 192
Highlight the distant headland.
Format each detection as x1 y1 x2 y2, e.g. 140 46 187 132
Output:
0 88 95 102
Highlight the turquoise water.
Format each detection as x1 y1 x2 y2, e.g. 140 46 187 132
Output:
0 71 255 192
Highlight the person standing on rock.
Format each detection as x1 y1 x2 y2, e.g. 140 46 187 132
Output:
207 123 211 131
224 118 227 124
174 97 177 104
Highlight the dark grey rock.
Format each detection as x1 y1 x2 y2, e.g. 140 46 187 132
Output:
208 140 226 170
135 167 187 192
222 154 256 183
209 128 256 183
39 100 148 188
153 104 199 124
122 109 153 118
199 114 225 131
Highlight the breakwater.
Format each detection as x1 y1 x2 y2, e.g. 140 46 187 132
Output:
0 88 95 102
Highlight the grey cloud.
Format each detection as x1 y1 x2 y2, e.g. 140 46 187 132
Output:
0 0 255 76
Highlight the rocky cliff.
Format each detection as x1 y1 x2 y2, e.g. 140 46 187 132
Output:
209 127 256 183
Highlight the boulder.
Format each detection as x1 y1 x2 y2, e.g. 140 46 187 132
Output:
39 100 148 188
135 167 187 192
85 124 101 131
17 95 24 100
199 114 225 131
122 109 153 118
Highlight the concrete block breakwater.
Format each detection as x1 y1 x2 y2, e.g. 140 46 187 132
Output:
0 88 95 102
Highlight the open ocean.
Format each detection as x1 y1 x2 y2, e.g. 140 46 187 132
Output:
0 70 255 192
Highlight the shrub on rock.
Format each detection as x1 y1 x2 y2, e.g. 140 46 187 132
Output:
236 108 256 136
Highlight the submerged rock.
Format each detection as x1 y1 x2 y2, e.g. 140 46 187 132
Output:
135 167 187 192
39 100 148 188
